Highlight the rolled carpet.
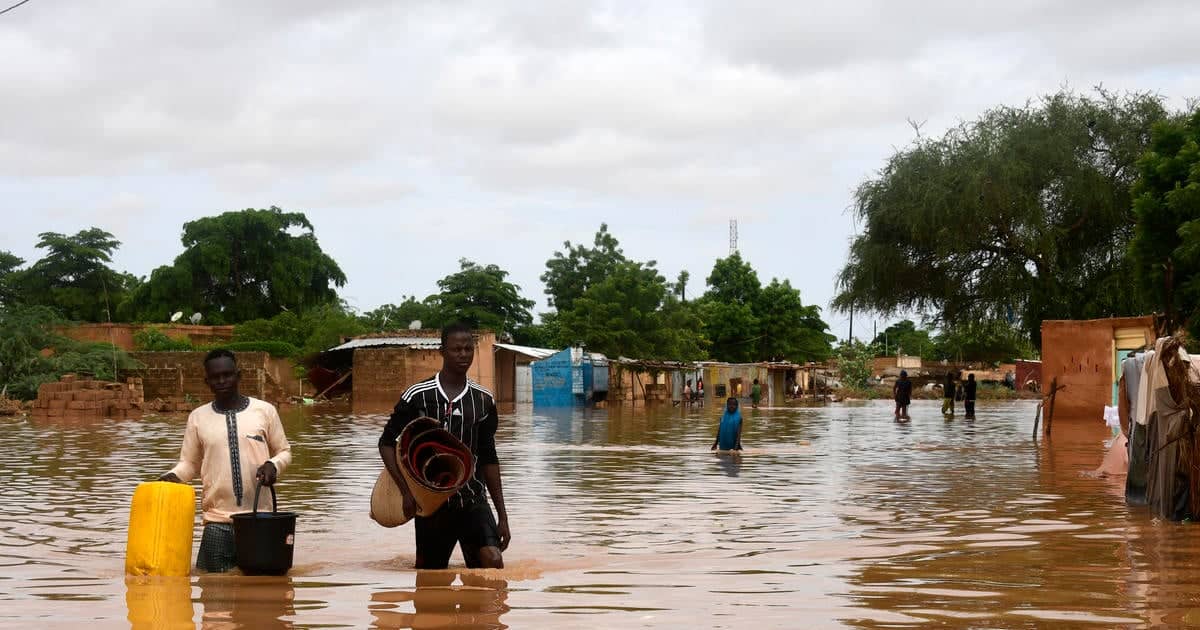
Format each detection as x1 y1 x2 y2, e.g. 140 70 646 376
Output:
371 417 475 527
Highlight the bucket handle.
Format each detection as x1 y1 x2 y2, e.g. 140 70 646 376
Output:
251 480 278 516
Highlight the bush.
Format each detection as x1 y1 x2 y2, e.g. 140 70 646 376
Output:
0 306 143 399
133 327 194 351
835 340 877 389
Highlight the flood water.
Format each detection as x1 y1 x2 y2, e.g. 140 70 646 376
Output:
3 400 1199 628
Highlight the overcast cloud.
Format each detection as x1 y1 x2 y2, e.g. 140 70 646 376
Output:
2 1 1198 338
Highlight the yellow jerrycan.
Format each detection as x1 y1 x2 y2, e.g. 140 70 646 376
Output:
125 481 196 577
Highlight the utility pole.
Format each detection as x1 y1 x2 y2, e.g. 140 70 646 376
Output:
729 219 738 255
849 304 854 342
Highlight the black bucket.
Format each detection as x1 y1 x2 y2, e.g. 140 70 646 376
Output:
231 482 297 576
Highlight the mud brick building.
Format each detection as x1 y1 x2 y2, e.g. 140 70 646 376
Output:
319 330 497 412
1040 316 1156 420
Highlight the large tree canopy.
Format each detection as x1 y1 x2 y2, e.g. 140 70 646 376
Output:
700 252 833 363
558 260 705 360
130 208 347 323
428 259 534 338
835 89 1168 346
19 228 136 322
540 223 627 312
0 250 24 309
1130 109 1200 336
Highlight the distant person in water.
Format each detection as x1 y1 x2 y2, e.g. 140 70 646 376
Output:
893 370 912 420
750 379 762 409
696 378 704 406
964 373 977 418
941 371 957 416
711 397 743 451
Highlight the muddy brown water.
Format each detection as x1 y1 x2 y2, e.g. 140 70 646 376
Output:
2 401 1198 628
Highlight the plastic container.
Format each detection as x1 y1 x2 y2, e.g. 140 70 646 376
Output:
125 481 196 577
231 482 297 576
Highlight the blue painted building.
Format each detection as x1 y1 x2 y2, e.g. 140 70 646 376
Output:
531 348 609 407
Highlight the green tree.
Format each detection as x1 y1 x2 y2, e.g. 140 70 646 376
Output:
699 300 758 363
558 261 705 360
428 259 534 339
130 208 347 323
932 320 1035 363
512 312 564 349
1130 109 1200 335
675 270 690 301
0 250 24 308
754 279 835 362
234 302 365 357
834 89 1168 347
699 252 832 363
706 252 760 306
871 320 936 358
700 252 762 362
541 223 627 311
835 340 877 390
19 228 134 322
361 297 438 332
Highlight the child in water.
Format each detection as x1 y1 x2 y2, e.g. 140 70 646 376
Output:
711 397 743 451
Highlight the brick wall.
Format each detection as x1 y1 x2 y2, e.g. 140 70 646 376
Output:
126 351 275 403
351 334 497 412
30 375 145 420
59 323 235 351
1041 316 1154 421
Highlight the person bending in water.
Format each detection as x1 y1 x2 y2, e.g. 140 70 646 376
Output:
378 322 510 569
711 397 744 451
159 349 292 573
893 370 912 420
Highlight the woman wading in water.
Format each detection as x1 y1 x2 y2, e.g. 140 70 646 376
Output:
711 397 744 452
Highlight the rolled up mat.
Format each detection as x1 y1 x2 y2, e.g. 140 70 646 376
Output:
370 417 475 527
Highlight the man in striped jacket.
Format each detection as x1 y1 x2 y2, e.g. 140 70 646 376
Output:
378 322 511 569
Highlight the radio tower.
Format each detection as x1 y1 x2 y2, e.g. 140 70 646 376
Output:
729 219 738 255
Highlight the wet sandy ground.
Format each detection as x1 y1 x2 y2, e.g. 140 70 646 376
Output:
3 400 1199 628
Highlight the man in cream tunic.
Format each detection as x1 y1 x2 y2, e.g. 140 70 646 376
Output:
160 349 292 572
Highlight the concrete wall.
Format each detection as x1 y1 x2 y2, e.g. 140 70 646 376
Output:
1040 316 1154 420
351 332 496 411
60 323 235 351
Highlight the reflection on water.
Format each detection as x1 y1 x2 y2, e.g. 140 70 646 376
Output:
370 573 509 629
5 400 1200 627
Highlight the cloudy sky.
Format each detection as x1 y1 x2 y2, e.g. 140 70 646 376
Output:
2 1 1198 339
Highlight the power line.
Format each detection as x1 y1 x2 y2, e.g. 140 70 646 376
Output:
0 0 34 16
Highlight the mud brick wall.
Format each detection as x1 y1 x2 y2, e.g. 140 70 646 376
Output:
127 352 273 403
29 375 144 420
353 348 443 411
350 334 498 412
1040 316 1154 421
58 323 235 352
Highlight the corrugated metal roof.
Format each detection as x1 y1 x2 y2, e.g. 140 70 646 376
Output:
493 342 558 360
326 337 441 352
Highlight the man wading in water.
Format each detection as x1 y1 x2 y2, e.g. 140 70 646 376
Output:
378 323 511 569
160 349 293 573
